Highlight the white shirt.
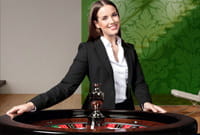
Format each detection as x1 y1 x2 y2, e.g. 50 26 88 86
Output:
100 36 128 103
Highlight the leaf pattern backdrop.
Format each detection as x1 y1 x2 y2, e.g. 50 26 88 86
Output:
81 0 200 101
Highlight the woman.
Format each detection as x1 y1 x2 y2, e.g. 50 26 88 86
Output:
7 0 166 119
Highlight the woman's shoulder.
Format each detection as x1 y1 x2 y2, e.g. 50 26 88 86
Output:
122 40 135 49
79 38 101 48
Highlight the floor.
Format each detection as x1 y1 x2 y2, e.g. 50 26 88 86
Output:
0 94 199 133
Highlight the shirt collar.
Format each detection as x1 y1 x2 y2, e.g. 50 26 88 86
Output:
100 36 122 48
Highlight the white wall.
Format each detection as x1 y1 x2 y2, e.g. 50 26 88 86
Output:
0 0 81 94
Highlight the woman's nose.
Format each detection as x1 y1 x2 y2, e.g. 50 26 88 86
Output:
108 17 114 23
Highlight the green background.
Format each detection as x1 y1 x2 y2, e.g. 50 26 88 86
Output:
81 0 200 104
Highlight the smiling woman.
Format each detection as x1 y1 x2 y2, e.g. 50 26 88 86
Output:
6 0 166 120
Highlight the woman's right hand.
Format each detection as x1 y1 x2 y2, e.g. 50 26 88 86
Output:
6 102 35 119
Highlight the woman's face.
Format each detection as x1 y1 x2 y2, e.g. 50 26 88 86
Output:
94 5 120 39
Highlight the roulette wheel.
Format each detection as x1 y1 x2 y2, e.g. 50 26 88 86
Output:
0 109 197 135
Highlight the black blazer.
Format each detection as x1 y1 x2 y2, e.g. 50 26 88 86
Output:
30 38 152 110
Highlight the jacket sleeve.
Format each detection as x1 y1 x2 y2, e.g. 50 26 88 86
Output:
131 45 152 105
29 43 88 110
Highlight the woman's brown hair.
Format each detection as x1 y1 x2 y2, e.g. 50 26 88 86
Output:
87 0 121 42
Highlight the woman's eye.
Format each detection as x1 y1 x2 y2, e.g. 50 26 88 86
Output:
102 16 108 20
112 13 118 17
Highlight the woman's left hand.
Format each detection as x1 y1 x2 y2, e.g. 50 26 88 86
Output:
143 102 167 113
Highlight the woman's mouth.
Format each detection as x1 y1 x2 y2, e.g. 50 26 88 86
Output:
109 24 118 30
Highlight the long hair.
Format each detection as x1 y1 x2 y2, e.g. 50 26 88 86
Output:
87 0 121 42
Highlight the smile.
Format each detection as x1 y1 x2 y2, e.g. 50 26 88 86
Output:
109 24 118 30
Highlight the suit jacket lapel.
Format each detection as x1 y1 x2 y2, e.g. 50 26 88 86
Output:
95 39 113 76
122 40 133 87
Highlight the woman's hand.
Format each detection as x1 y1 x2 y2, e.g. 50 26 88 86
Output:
143 102 167 113
6 102 35 119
